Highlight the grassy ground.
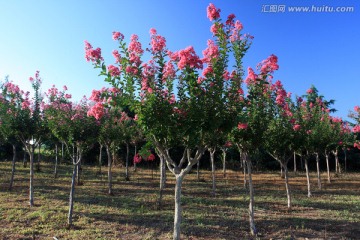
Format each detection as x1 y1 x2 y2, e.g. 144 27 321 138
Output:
0 161 359 240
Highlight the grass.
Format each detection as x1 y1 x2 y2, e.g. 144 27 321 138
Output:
0 161 359 239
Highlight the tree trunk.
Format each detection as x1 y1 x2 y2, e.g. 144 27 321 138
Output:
23 147 27 168
54 144 58 178
68 163 78 227
196 160 200 181
76 159 82 185
280 165 284 178
293 151 297 173
9 144 16 191
158 154 166 209
133 145 137 172
36 143 41 172
29 145 35 207
210 149 216 197
173 174 184 240
98 144 103 173
61 142 64 164
243 157 247 189
304 157 312 197
325 151 331 183
335 149 341 173
315 153 322 190
344 148 347 172
282 162 291 210
106 145 113 195
125 143 130 181
245 153 256 235
222 149 226 178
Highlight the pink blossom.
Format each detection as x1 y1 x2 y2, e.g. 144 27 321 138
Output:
210 23 222 35
223 70 230 81
207 3 221 21
162 61 176 81
353 125 360 133
354 106 360 112
112 50 121 63
87 102 105 120
197 77 205 84
150 28 166 53
306 88 314 94
63 85 68 91
306 130 312 135
107 64 120 77
230 20 243 42
202 39 219 64
147 87 153 94
245 67 258 85
147 153 156 161
226 14 236 26
293 124 301 131
237 123 248 130
133 153 142 164
112 31 124 41
202 66 213 77
259 54 279 74
84 41 103 62
297 97 303 103
149 28 157 35
175 46 203 70
65 94 72 99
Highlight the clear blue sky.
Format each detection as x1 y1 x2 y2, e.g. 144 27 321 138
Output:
0 0 359 121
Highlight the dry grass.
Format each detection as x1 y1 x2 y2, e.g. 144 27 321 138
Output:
0 161 359 239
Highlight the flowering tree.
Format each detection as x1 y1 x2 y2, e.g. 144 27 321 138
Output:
44 86 98 226
350 106 360 150
85 3 252 238
0 78 28 191
230 54 278 235
264 80 296 210
1 72 43 206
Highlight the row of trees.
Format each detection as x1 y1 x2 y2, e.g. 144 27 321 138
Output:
1 3 359 239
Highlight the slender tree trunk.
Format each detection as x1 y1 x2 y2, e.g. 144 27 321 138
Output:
304 157 312 197
243 157 247 189
196 160 200 181
280 165 284 178
282 162 291 210
335 149 341 173
293 151 297 173
125 143 130 181
23 147 27 168
210 149 216 197
61 142 64 164
9 144 16 191
344 148 347 172
68 163 77 227
76 159 82 185
98 144 103 174
133 145 137 172
29 145 35 207
106 145 113 195
54 144 58 178
36 143 41 172
315 153 322 190
245 153 256 235
222 149 226 178
158 154 166 209
173 174 184 240
325 151 331 183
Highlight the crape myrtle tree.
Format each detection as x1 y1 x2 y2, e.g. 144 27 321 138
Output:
85 3 252 239
264 80 297 210
350 105 360 150
0 78 28 191
230 54 278 235
44 86 98 227
1 72 43 207
87 86 135 193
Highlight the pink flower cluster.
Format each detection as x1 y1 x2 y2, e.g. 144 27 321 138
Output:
84 41 103 63
244 67 258 85
259 54 279 74
202 39 219 64
229 20 243 42
128 34 143 66
170 46 203 70
146 153 156 162
162 61 176 81
293 124 301 131
112 31 124 41
107 64 120 77
207 3 221 21
237 123 248 130
149 28 166 54
353 125 360 133
87 102 105 120
133 153 142 164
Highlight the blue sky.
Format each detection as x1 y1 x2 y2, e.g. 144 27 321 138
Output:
0 0 359 121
